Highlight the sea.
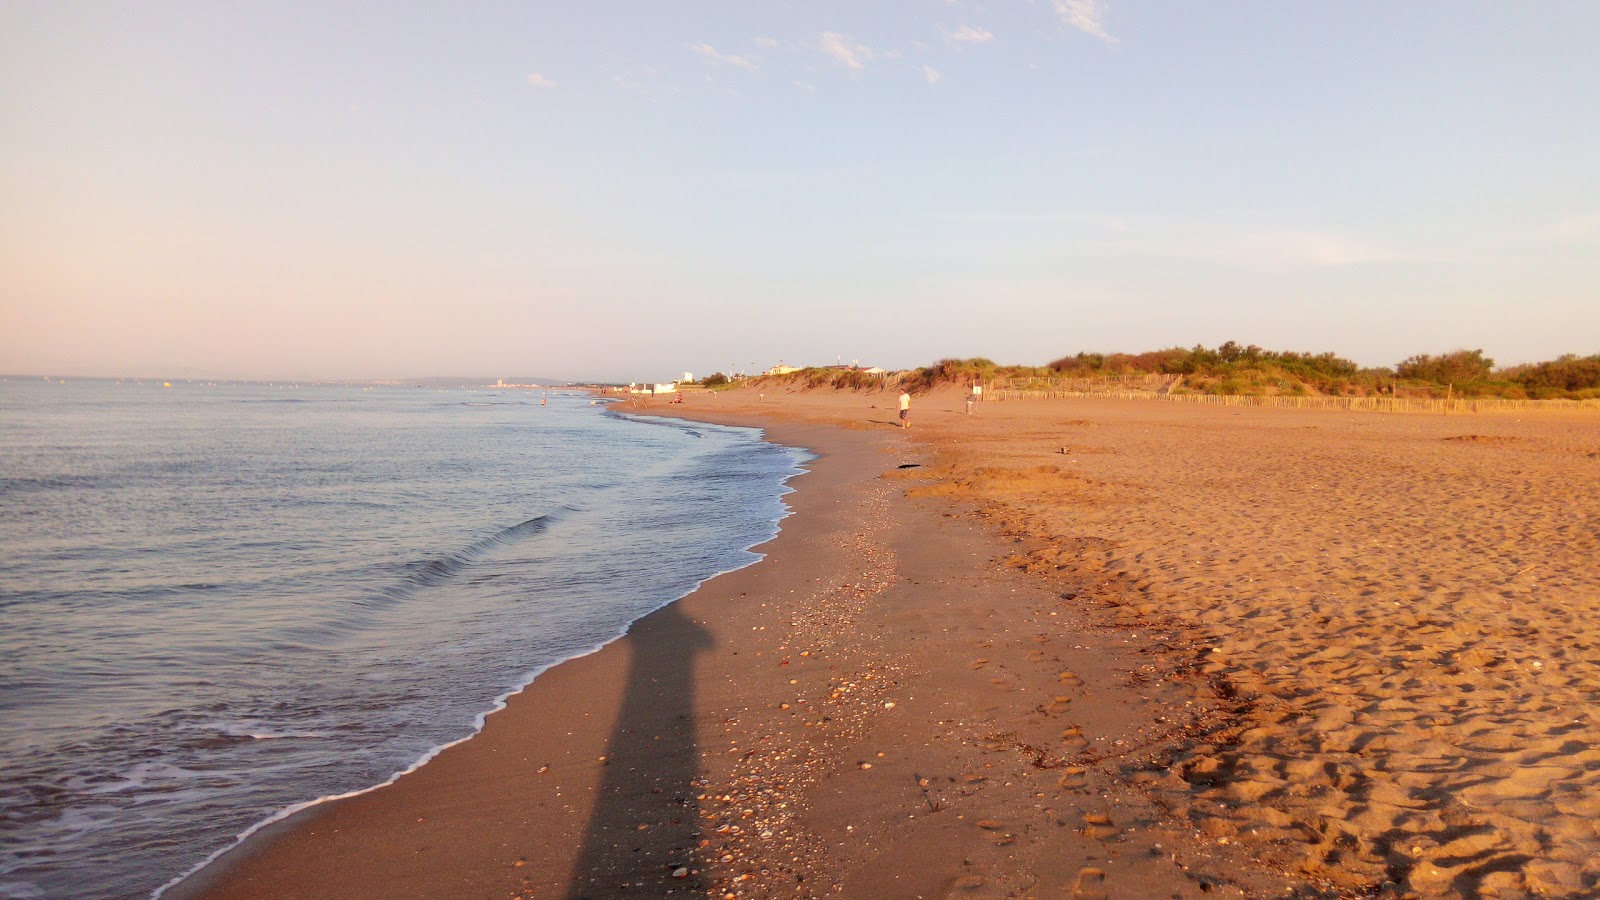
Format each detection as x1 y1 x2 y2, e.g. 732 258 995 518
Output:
0 378 808 900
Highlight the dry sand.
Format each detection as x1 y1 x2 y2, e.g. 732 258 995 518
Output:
176 386 1599 900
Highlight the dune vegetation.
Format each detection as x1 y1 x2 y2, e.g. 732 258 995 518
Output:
708 346 1600 401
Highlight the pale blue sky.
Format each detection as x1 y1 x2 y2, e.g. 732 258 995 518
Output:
3 2 1597 381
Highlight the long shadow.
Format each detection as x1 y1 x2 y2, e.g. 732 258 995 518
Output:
567 602 713 898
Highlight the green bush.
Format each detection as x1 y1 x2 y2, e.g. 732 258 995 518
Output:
742 347 1600 400
1396 350 1494 384
1500 354 1600 394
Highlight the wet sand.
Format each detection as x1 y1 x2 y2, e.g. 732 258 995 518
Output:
175 387 1599 899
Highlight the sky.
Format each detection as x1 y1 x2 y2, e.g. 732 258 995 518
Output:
3 1 1598 382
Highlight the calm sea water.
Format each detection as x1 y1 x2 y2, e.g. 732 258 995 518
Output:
0 379 806 900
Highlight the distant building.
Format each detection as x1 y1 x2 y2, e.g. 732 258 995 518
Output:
766 363 801 376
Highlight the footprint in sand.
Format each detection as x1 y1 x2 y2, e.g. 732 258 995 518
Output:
1057 766 1089 790
953 874 986 891
1060 726 1090 753
1071 867 1109 899
1081 812 1120 841
1044 695 1074 715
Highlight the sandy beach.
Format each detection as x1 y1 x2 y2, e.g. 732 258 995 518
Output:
175 387 1600 900
880 389 1600 899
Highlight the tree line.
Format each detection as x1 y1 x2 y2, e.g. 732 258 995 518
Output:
1039 345 1600 400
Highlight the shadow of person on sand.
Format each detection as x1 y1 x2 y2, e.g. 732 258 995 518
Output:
567 602 713 899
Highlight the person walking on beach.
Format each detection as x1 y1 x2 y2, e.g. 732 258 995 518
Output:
898 388 911 428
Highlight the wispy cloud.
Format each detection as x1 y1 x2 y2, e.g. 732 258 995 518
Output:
690 42 759 71
613 64 675 100
923 65 942 85
939 211 1131 226
526 73 558 89
1099 231 1424 268
1053 0 1117 43
753 36 779 49
1544 213 1600 240
819 31 875 70
942 24 995 45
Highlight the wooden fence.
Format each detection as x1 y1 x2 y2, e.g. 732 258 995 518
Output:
996 373 1182 394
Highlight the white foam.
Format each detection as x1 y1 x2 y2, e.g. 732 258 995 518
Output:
68 762 202 796
211 720 324 741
